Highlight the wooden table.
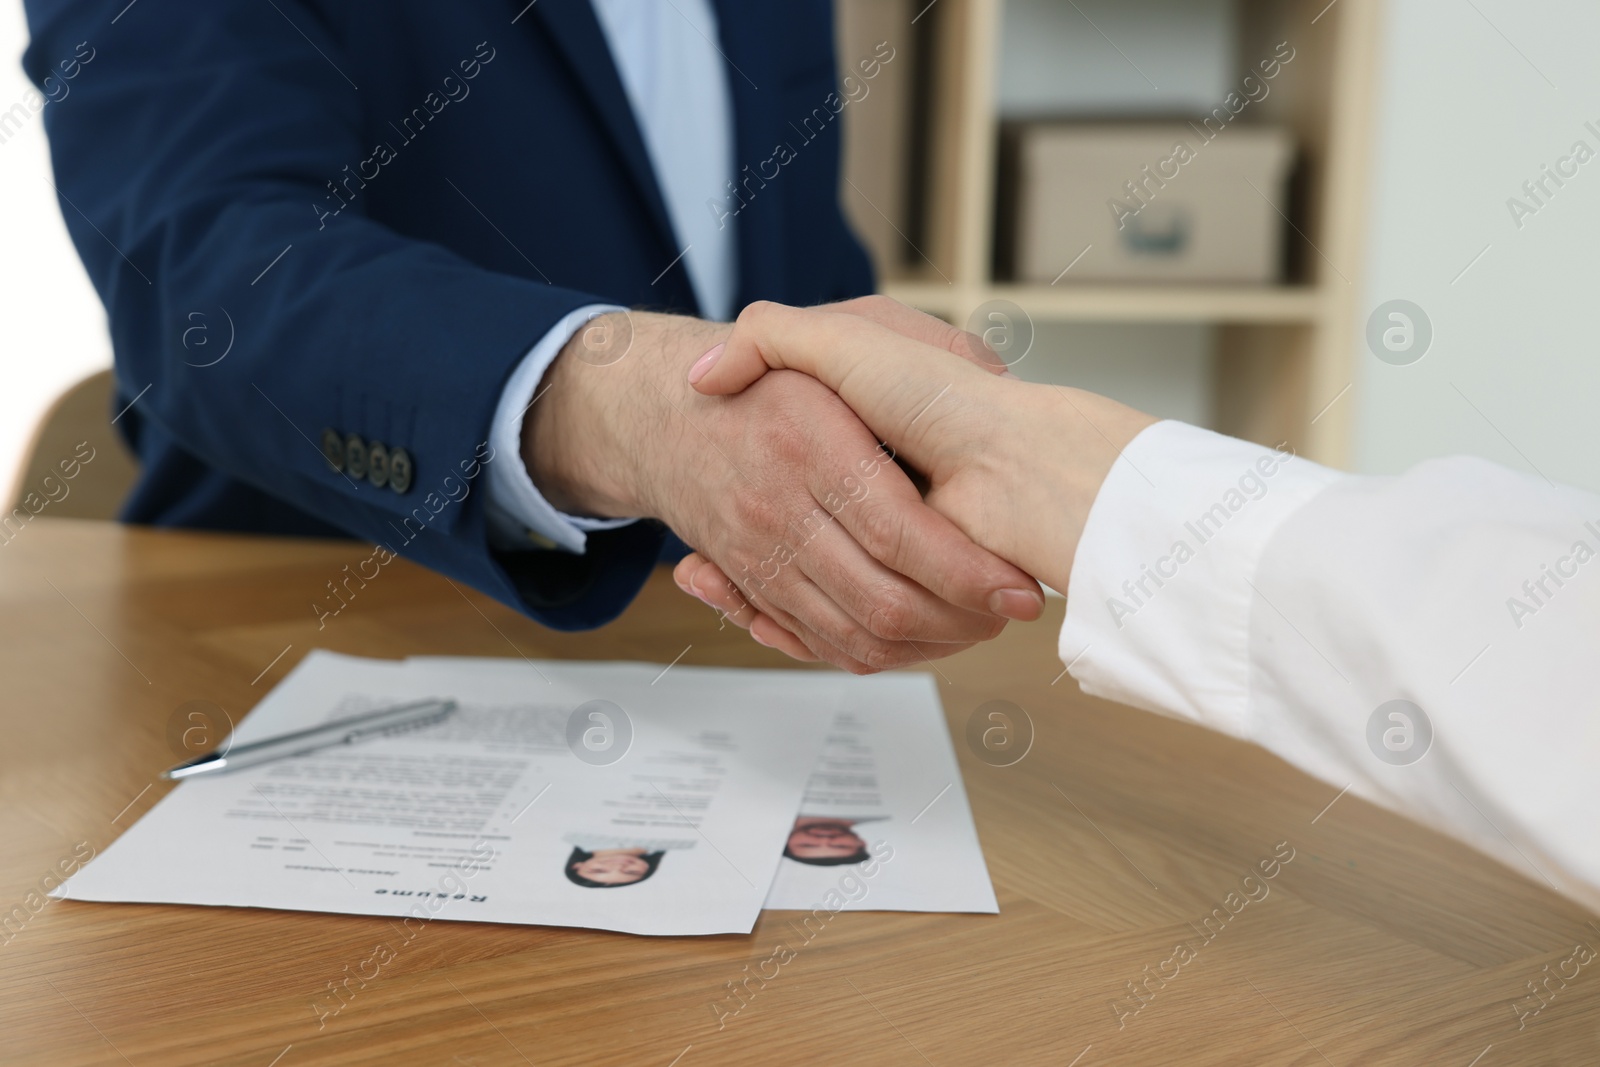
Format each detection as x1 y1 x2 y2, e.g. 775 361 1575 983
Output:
2 520 1596 1066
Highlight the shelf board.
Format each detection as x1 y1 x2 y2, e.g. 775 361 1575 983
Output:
880 281 1325 325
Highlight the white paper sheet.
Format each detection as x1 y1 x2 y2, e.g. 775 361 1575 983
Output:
55 651 835 936
759 672 999 914
412 659 997 914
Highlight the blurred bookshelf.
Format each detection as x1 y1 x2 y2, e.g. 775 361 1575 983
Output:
835 0 1382 466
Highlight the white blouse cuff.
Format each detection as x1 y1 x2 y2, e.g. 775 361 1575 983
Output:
1058 421 1346 738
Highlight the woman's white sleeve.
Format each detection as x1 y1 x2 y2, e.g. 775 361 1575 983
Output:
1061 421 1600 912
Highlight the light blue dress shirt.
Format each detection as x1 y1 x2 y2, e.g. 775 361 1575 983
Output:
485 0 737 553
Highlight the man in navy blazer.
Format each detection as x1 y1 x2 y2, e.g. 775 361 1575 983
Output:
22 0 1043 672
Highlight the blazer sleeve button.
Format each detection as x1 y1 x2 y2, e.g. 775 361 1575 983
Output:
388 448 414 494
367 440 390 489
321 428 345 472
344 434 368 480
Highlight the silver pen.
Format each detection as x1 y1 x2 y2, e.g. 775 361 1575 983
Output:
162 698 458 780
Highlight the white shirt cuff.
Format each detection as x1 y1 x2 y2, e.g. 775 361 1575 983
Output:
1058 421 1346 738
485 304 638 554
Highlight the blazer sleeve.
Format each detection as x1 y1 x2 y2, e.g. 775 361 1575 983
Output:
1061 421 1600 915
21 0 666 630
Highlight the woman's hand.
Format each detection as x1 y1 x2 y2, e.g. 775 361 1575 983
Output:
675 299 1156 658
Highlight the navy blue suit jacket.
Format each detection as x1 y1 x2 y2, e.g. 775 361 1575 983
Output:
22 0 874 630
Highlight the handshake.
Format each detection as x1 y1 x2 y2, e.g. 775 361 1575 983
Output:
529 296 1155 673
534 295 1600 912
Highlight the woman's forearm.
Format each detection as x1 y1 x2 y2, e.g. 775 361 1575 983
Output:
974 382 1158 595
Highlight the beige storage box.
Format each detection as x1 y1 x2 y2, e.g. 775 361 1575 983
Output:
999 123 1296 284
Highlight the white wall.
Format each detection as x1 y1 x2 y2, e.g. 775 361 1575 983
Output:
0 2 110 504
1354 0 1600 491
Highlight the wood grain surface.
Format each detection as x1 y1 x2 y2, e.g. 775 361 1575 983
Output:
1 520 1595 1065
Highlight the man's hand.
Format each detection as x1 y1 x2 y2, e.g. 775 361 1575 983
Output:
523 306 1044 674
